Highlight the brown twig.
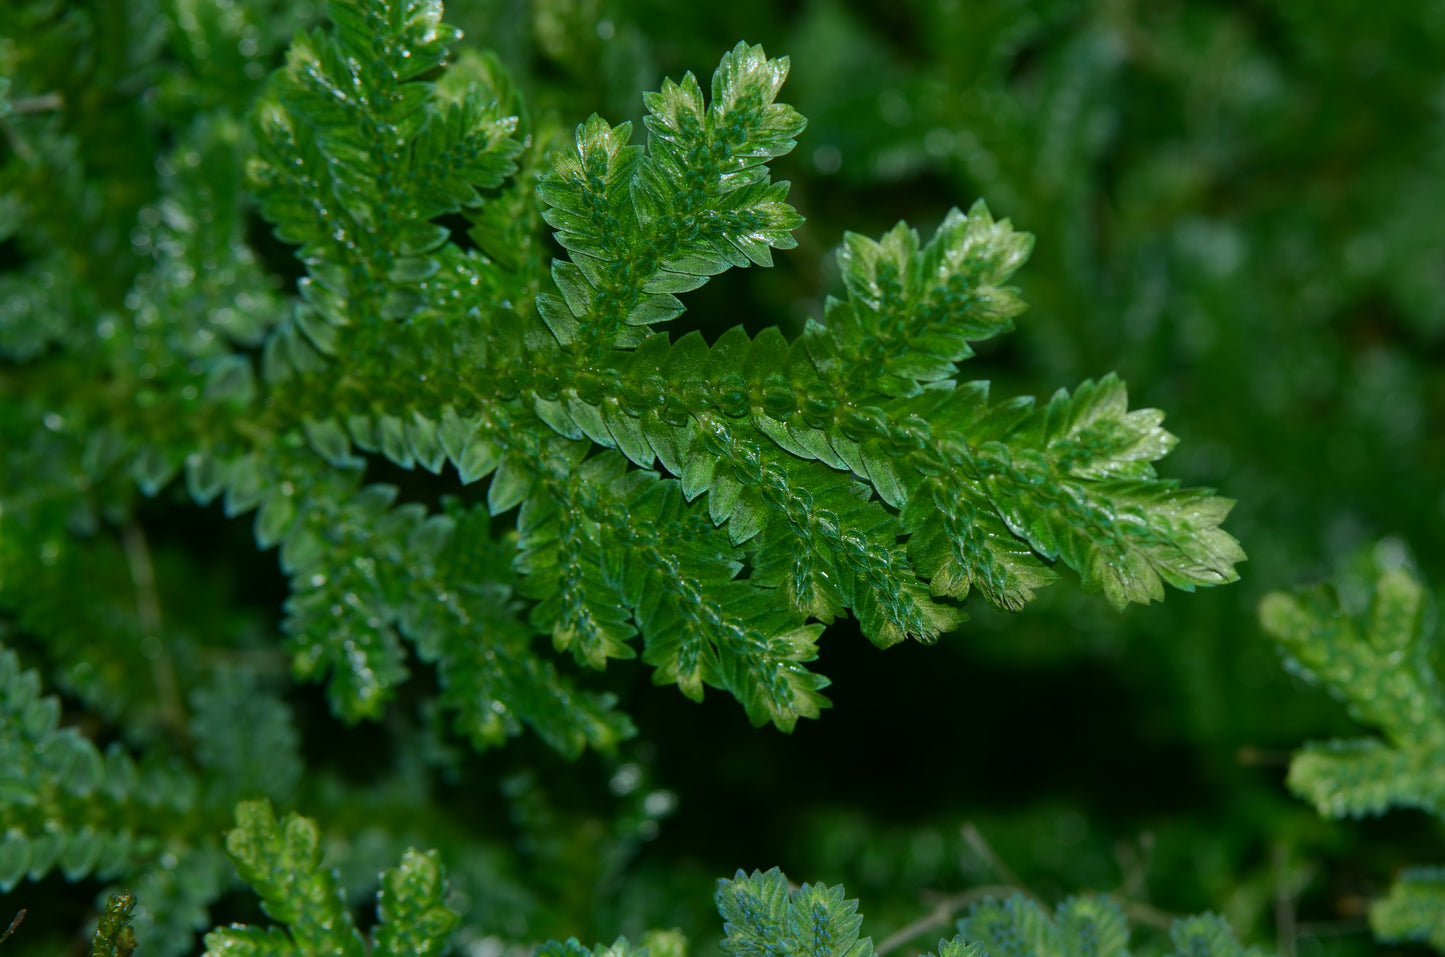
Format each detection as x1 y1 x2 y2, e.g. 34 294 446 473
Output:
874 823 1049 957
960 823 1037 899
0 909 25 946
9 92 63 114
874 885 1022 956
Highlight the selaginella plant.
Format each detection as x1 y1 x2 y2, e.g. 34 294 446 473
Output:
1261 545 1445 951
197 818 1265 957
0 0 1246 950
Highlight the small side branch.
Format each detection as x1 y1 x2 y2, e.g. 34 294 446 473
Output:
0 909 26 946
8 92 64 114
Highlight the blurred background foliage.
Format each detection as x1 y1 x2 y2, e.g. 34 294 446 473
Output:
3 0 1445 954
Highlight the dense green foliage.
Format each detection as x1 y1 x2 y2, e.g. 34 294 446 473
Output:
2 0 1444 955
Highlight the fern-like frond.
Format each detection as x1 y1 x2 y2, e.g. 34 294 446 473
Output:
716 868 874 957
539 937 678 957
248 0 522 331
543 296 1236 645
91 891 139 957
1372 868 1445 952
958 895 1129 957
1261 551 1445 952
536 41 805 351
189 669 304 809
203 799 462 957
209 800 368 957
1163 914 1262 957
1259 561 1445 819
0 0 1245 750
0 645 196 892
826 200 1031 399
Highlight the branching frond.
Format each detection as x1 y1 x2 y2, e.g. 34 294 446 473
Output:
203 799 462 957
0 645 197 893
716 868 873 957
536 41 806 351
1372 868 1445 952
3 0 1243 752
1261 552 1445 951
1260 561 1445 818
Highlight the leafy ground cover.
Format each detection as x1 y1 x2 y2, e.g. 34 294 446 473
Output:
3 1 1444 955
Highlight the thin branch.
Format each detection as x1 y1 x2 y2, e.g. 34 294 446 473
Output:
874 885 1021 956
9 92 64 114
193 646 290 673
0 909 25 946
1117 899 1177 932
1294 918 1370 938
1274 844 1297 957
960 822 1034 896
1113 831 1154 900
875 824 1052 957
1237 745 1292 767
0 94 64 165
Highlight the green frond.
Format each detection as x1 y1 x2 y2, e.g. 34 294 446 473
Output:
249 0 523 334
1287 737 1445 818
641 929 690 957
553 313 1234 632
1371 868 1445 952
826 200 1032 399
956 894 1260 957
1164 913 1264 957
956 895 1066 956
1263 553 1445 951
213 799 368 957
189 669 303 809
206 800 463 957
927 939 985 957
414 500 636 757
0 645 196 893
716 868 874 957
536 41 805 351
91 891 138 957
372 848 461 957
1260 562 1445 809
539 936 671 957
1054 897 1131 957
